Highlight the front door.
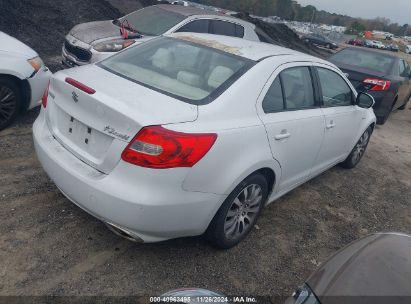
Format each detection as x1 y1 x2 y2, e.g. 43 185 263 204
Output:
312 65 362 174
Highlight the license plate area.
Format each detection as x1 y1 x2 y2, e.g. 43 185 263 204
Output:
50 105 114 161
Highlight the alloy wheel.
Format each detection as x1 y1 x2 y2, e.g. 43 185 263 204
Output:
351 131 370 164
0 85 17 125
224 184 263 240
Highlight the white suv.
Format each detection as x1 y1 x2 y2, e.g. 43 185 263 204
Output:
34 33 376 248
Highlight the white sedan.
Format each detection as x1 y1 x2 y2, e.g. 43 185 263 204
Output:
33 33 376 248
0 31 51 130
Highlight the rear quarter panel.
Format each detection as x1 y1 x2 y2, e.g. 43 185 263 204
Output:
175 60 282 196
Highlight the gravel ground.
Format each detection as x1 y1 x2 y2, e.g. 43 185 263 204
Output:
1 0 411 299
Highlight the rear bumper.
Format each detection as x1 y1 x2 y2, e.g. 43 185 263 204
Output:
33 110 225 242
367 90 396 118
27 67 52 109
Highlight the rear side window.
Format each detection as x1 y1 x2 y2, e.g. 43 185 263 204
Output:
281 67 315 110
262 77 284 113
210 20 244 38
317 68 353 107
176 19 209 34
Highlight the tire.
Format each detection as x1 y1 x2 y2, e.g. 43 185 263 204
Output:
398 97 409 110
205 173 269 249
376 114 389 125
340 127 372 169
0 77 22 131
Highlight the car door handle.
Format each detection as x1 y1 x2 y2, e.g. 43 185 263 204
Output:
326 121 336 129
274 132 291 140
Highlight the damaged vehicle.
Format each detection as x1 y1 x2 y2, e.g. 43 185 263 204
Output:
0 31 51 130
35 33 376 248
62 4 261 67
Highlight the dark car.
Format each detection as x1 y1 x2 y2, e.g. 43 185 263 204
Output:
347 38 364 46
302 33 338 49
329 47 411 124
388 43 400 52
160 233 411 304
287 233 411 304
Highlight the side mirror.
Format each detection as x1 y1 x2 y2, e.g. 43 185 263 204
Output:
356 92 375 109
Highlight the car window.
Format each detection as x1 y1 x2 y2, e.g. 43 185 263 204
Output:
330 48 395 74
210 20 244 38
399 60 406 77
262 77 284 113
317 68 353 107
176 19 210 34
405 61 411 76
119 6 185 36
280 67 315 110
100 37 253 104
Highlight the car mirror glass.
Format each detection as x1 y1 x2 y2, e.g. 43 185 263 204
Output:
357 92 375 109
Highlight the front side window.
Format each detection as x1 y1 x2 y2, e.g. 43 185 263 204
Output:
280 67 315 110
119 6 186 36
317 67 353 107
176 19 210 34
100 37 253 104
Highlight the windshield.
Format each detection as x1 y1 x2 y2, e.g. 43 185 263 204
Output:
330 48 395 74
118 6 186 36
100 37 253 104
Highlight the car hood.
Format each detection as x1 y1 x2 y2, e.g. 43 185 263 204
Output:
0 31 38 58
70 20 123 44
307 233 411 301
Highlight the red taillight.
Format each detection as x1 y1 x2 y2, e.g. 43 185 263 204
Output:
65 77 96 94
41 81 50 108
363 78 391 91
121 126 217 169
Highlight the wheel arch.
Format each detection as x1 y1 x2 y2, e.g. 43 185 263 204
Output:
0 74 31 111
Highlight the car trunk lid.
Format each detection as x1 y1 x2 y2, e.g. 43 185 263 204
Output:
332 62 389 91
46 65 198 174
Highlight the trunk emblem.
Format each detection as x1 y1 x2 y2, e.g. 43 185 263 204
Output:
72 91 79 103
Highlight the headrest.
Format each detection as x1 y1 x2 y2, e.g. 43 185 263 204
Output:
208 66 234 89
177 71 202 87
152 48 173 70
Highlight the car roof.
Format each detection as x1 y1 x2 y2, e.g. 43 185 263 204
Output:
167 32 325 63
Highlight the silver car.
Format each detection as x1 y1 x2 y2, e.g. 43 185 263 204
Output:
62 4 261 67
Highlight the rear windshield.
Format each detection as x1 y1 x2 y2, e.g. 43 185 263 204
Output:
330 48 395 74
100 37 253 104
119 6 186 36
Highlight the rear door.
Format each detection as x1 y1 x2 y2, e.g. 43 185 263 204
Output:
257 63 325 192
312 64 362 174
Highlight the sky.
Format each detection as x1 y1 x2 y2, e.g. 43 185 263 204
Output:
296 0 411 25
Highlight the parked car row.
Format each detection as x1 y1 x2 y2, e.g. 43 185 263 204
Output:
348 38 402 52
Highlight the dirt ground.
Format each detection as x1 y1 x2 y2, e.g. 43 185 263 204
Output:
1 0 411 299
